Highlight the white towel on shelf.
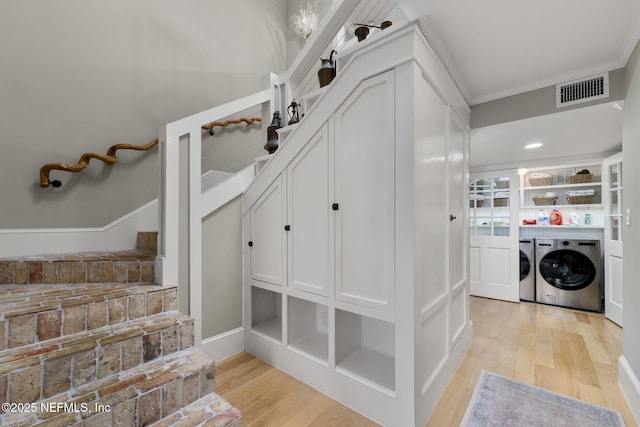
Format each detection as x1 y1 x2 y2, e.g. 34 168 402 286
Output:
494 191 509 198
566 189 595 196
470 194 485 200
530 172 552 179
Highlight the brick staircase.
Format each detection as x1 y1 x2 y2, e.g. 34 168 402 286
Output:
0 232 241 426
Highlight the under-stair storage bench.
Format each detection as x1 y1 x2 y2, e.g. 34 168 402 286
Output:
242 23 472 426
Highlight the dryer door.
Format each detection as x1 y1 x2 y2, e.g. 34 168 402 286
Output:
520 250 531 281
538 250 596 291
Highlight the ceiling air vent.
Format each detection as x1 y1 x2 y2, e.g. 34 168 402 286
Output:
556 72 609 108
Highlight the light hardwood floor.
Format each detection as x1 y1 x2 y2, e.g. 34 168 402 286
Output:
216 297 636 426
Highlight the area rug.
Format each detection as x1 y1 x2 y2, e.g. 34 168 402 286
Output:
460 370 624 426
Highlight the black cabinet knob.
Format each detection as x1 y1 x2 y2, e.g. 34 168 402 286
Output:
450 215 457 222
248 241 253 247
284 225 291 231
332 203 339 211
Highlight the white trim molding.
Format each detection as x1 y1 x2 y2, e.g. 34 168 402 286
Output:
200 327 245 362
619 355 640 426
0 200 158 258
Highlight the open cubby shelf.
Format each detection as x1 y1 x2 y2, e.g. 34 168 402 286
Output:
335 309 395 392
251 286 282 342
288 296 328 363
336 347 395 393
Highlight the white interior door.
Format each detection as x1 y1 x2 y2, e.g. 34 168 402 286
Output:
469 169 519 302
604 152 623 326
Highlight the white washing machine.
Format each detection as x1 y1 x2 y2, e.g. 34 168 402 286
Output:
519 238 535 302
535 239 602 312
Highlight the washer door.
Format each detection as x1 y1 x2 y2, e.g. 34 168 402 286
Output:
520 250 531 281
538 249 596 291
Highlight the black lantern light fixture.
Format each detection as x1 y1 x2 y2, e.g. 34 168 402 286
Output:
264 111 283 154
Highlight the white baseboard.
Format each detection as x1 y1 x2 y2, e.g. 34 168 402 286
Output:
199 327 245 362
619 355 640 425
0 200 158 257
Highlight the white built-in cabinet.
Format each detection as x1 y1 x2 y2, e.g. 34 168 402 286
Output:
242 25 471 426
334 72 395 312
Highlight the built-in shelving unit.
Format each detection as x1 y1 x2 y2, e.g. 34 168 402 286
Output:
242 25 472 426
251 286 282 342
519 163 604 228
287 296 328 364
335 309 395 394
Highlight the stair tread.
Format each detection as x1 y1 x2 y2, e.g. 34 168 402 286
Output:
0 248 155 263
0 310 191 370
0 347 219 426
150 392 242 427
0 283 172 312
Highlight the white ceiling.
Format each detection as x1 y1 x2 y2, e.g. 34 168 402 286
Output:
401 0 640 104
470 101 623 171
397 0 639 170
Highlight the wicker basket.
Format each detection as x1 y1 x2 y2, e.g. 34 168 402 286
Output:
493 198 508 207
532 196 557 206
567 173 593 184
529 177 552 186
470 199 484 208
567 195 594 205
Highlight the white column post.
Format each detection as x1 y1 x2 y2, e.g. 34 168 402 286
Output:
188 128 203 346
156 125 180 286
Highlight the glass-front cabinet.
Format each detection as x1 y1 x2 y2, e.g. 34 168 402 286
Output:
608 162 622 241
469 176 511 236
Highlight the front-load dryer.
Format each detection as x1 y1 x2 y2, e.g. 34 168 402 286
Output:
519 238 535 301
535 239 602 312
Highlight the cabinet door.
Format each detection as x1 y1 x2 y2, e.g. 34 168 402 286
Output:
448 109 469 346
250 176 286 286
287 125 329 296
335 70 395 311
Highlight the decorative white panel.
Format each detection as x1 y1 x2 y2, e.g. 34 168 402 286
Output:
449 110 468 291
413 73 448 312
287 126 329 296
487 246 510 286
335 71 395 311
420 305 448 393
250 177 285 286
451 285 467 346
608 256 623 306
470 246 481 283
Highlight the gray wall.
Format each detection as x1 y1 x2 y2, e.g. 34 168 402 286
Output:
471 68 625 129
623 40 640 388
0 0 286 229
201 196 243 338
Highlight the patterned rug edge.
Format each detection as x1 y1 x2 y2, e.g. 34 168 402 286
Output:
461 370 625 426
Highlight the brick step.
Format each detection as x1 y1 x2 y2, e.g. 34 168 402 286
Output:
0 309 194 406
136 231 158 253
0 249 156 285
151 391 242 427
0 347 236 426
0 283 177 350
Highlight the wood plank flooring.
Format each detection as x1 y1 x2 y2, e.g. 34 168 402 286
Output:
216 297 636 426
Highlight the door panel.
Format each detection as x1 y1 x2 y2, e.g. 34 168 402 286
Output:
604 152 623 325
335 71 395 311
287 125 329 296
250 177 286 286
469 170 519 302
